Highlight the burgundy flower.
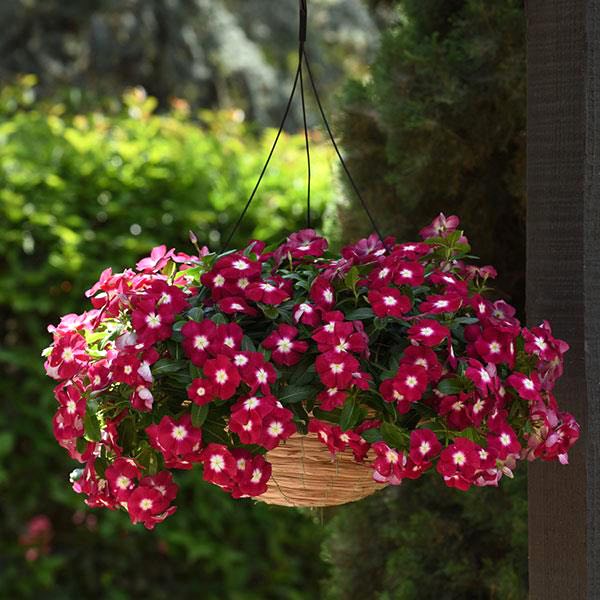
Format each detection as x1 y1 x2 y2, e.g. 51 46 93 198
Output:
407 319 450 347
245 281 290 305
507 372 542 402
105 457 141 501
201 443 237 487
204 355 241 399
419 293 462 315
409 429 442 465
436 437 481 491
218 296 258 316
309 276 335 309
260 406 296 450
187 378 215 406
181 320 217 367
392 261 425 287
368 287 411 318
262 324 308 366
315 351 359 389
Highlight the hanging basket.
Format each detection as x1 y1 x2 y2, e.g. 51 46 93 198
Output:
259 431 383 507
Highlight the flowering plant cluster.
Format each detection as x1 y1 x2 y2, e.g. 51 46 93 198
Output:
44 214 579 528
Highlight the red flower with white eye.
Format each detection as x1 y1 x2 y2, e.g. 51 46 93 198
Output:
418 213 460 239
229 409 263 444
315 351 359 389
436 437 481 491
392 261 425 287
368 287 411 318
245 281 290 305
465 359 497 395
52 383 86 441
231 393 279 417
274 229 328 263
148 414 203 458
87 361 111 391
199 444 236 487
181 320 217 366
105 457 141 501
367 264 395 288
262 324 308 366
204 355 241 399
47 331 88 380
473 327 515 365
310 276 335 309
260 407 296 450
371 442 406 485
218 296 258 316
131 298 174 346
312 321 367 355
308 419 346 454
111 352 142 386
407 319 450 347
293 302 321 326
187 378 215 406
317 387 348 411
507 372 542 402
238 352 276 393
213 323 244 357
409 429 441 465
400 346 442 382
393 364 428 402
438 393 472 430
487 422 521 460
147 280 189 316
419 293 462 315
233 454 272 498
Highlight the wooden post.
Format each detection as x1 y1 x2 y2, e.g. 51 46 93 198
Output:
526 1 600 597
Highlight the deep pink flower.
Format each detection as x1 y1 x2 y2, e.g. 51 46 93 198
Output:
315 351 359 389
260 407 296 450
409 429 442 465
368 287 411 318
393 364 428 402
400 346 442 382
105 457 141 501
487 423 521 460
130 384 154 412
419 213 460 239
507 372 542 402
146 414 203 469
126 473 178 530
218 296 258 316
274 229 328 262
262 324 308 366
245 281 290 305
419 293 462 315
293 302 321 326
392 261 425 287
136 245 175 273
473 327 515 365
47 331 88 380
341 234 388 264
238 352 276 393
213 323 244 356
407 319 450 347
371 442 406 485
181 320 217 366
204 355 241 399
131 298 174 345
232 452 272 498
111 351 142 386
312 321 367 355
310 276 335 309
187 378 215 406
317 387 348 411
229 408 263 444
436 437 481 491
201 443 237 486
465 359 497 395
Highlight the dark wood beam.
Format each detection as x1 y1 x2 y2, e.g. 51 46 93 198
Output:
526 1 600 597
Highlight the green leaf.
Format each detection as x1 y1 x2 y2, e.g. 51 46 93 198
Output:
339 396 359 431
380 421 409 450
437 378 464 395
191 403 209 428
84 410 101 442
345 307 374 321
344 266 360 291
152 359 186 376
313 407 342 424
278 385 315 404
241 335 256 352
260 304 279 319
187 306 204 321
360 427 383 443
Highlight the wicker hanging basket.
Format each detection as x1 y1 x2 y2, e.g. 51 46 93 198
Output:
257 431 384 507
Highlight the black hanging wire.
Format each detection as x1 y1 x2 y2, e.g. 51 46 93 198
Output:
222 0 384 249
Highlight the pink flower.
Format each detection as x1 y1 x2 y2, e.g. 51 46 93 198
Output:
126 472 178 530
407 319 450 347
371 442 406 485
229 408 263 444
111 351 142 386
213 323 244 356
238 352 276 393
465 359 497 395
136 245 175 273
473 327 515 365
204 355 241 399
130 384 154 412
293 302 321 326
341 234 388 264
274 229 328 262
231 452 272 498
262 324 308 366
315 351 359 389
312 321 367 355
487 423 521 460
419 213 460 240
181 320 217 367
187 378 215 406
317 387 348 411
131 298 174 345
400 346 442 382
368 287 411 318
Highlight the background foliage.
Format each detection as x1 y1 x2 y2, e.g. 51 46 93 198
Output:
0 79 334 598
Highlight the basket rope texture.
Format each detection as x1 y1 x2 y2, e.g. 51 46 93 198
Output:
258 431 384 507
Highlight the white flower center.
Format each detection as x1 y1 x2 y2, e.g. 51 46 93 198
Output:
61 347 74 362
210 455 225 472
434 300 449 309
330 363 344 374
420 327 434 337
237 277 249 289
251 468 263 483
66 400 77 414
146 313 161 328
214 274 225 287
171 425 188 441
400 269 412 279
224 336 235 348
268 421 284 437
256 368 268 383
194 335 209 350
116 475 130 490
500 433 512 447
386 450 399 464
277 338 292 353
139 498 153 511
453 451 466 466
419 441 431 455
383 296 397 307
244 397 259 410
405 375 418 388
523 378 535 390
324 289 334 303
234 354 249 366
215 369 228 384
489 341 501 353
233 260 249 270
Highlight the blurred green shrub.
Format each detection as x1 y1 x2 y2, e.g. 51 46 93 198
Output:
0 77 333 599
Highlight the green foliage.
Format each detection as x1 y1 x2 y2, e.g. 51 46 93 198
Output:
334 0 526 309
323 471 528 600
0 81 333 598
